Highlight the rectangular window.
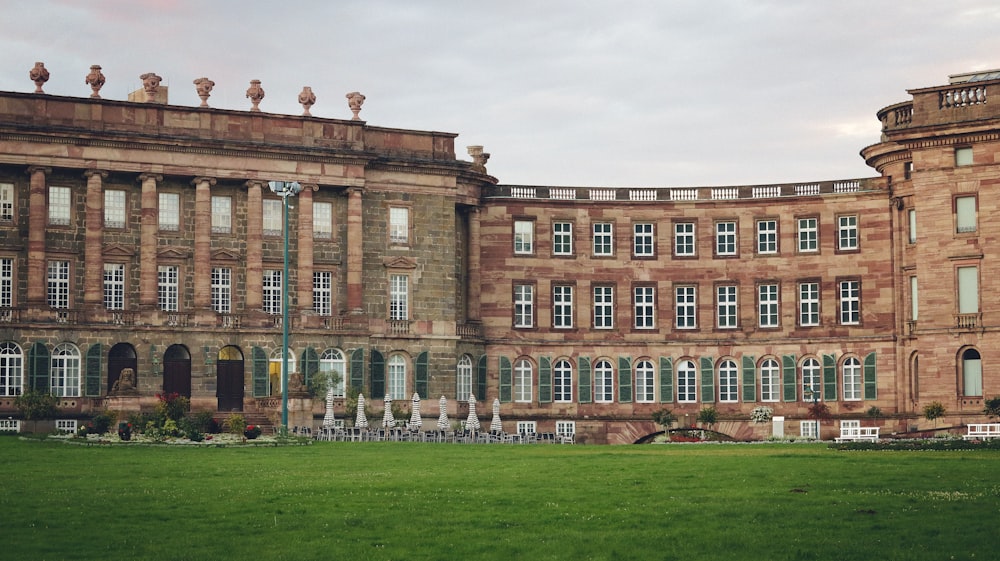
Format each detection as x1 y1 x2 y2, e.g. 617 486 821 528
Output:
758 284 779 328
211 196 232 234
593 222 613 256
797 217 818 252
956 196 977 233
839 280 860 325
313 201 333 239
910 276 918 321
675 285 697 329
157 265 179 312
904 161 913 180
957 266 979 314
104 190 126 229
715 221 737 256
593 285 614 329
47 260 70 309
390 207 409 244
633 286 655 329
513 220 534 254
313 271 332 316
158 192 180 232
0 258 12 308
908 209 916 244
211 267 231 314
0 183 13 223
633 223 655 257
103 263 125 310
262 269 282 315
390 274 408 320
800 420 819 439
517 421 537 434
552 285 573 328
674 222 695 256
553 221 573 255
837 215 858 251
555 421 575 437
955 146 973 167
262 199 282 237
716 285 738 329
799 282 820 326
48 186 71 226
514 284 534 328
756 219 777 254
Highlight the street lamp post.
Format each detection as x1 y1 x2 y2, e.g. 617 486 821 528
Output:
267 180 302 430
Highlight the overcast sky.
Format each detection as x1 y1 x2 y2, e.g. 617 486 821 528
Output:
3 1 999 187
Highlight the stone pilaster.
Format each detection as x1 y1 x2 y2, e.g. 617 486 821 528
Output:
296 184 316 313
467 207 481 321
192 177 216 309
26 166 50 304
346 187 364 313
245 181 264 311
138 174 162 307
83 169 108 307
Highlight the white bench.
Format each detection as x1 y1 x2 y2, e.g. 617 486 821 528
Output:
963 423 1000 440
55 419 78 433
0 419 20 432
835 420 880 442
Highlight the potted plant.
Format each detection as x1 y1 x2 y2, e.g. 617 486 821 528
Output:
244 424 262 440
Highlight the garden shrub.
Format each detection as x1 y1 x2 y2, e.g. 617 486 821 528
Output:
14 390 59 420
224 413 246 435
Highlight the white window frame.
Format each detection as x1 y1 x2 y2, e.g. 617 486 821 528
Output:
0 183 13 223
955 196 977 234
594 359 614 403
677 360 696 403
321 348 346 398
47 260 70 309
313 201 333 239
555 421 575 437
799 282 820 327
262 269 282 315
554 359 573 403
51 343 81 397
593 285 614 329
313 271 332 316
48 186 71 226
104 189 126 229
517 421 537 434
211 267 232 314
801 358 821 402
957 266 979 314
797 217 818 252
513 220 534 254
800 420 819 439
0 341 23 397
390 206 409 245
633 223 655 257
211 195 232 235
456 355 473 401
387 354 406 400
842 357 862 401
839 280 860 325
756 219 777 254
103 263 125 310
675 286 697 329
553 285 573 329
837 215 858 251
718 359 738 403
158 192 180 232
514 284 534 328
262 199 282 237
0 257 12 308
674 222 695 256
633 286 655 329
389 274 409 321
635 359 654 403
158 265 179 312
760 358 780 402
716 285 738 329
593 222 613 256
955 146 973 167
715 221 737 256
758 283 779 328
553 221 573 256
514 359 533 403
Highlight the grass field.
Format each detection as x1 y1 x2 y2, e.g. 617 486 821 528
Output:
2 436 998 561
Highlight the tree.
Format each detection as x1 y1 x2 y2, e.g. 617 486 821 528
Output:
984 397 1000 419
652 408 677 429
696 407 718 426
923 401 946 427
14 390 59 420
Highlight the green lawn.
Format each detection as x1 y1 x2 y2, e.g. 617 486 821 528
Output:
2 436 997 561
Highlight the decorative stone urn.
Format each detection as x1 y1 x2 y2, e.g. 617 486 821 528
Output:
85 65 106 98
346 91 365 120
467 145 491 171
29 62 49 93
298 86 316 116
246 79 265 111
140 72 162 102
193 77 215 107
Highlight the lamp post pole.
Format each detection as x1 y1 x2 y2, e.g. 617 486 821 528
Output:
267 181 301 431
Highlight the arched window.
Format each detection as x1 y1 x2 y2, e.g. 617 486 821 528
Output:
635 360 654 403
51 343 81 397
962 348 982 397
456 355 473 400
0 342 23 396
514 359 533 403
801 358 821 402
677 360 696 403
387 354 407 400
269 348 297 394
718 359 738 403
554 359 573 402
320 349 346 398
594 359 614 403
760 358 780 402
842 357 862 401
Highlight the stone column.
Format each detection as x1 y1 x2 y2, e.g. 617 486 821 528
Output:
192 177 216 309
297 184 316 314
138 174 162 307
26 166 50 304
245 181 264 311
467 207 482 321
83 169 108 307
346 187 364 313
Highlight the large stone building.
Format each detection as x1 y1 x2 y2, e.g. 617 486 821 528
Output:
0 65 997 443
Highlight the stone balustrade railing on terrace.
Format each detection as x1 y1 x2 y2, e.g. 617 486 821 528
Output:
878 76 999 133
486 178 874 202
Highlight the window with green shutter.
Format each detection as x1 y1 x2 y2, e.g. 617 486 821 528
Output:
741 355 756 402
578 357 592 403
370 350 385 398
618 357 632 403
415 351 429 398
251 346 269 397
823 354 838 401
499 356 512 403
659 357 673 403
350 348 364 392
85 343 103 397
538 357 552 403
700 357 714 403
476 355 487 401
300 347 319 389
863 352 877 400
782 355 797 402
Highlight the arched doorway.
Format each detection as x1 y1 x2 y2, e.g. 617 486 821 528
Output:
216 345 245 412
107 343 138 394
162 344 192 398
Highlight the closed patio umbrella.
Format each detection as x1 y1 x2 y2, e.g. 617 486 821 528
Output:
409 392 422 430
382 394 397 428
437 396 449 431
489 398 502 433
355 393 368 429
465 393 480 432
322 386 335 427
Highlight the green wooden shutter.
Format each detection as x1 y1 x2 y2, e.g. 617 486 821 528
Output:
863 352 877 400
578 356 592 404
415 351 429 398
350 348 364 391
476 355 487 401
29 342 50 393
782 355 797 402
85 343 103 397
618 357 632 403
700 357 715 403
251 346 269 397
499 356 512 403
300 347 319 389
741 355 756 402
823 354 838 401
370 350 385 398
659 357 673 403
538 356 552 403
